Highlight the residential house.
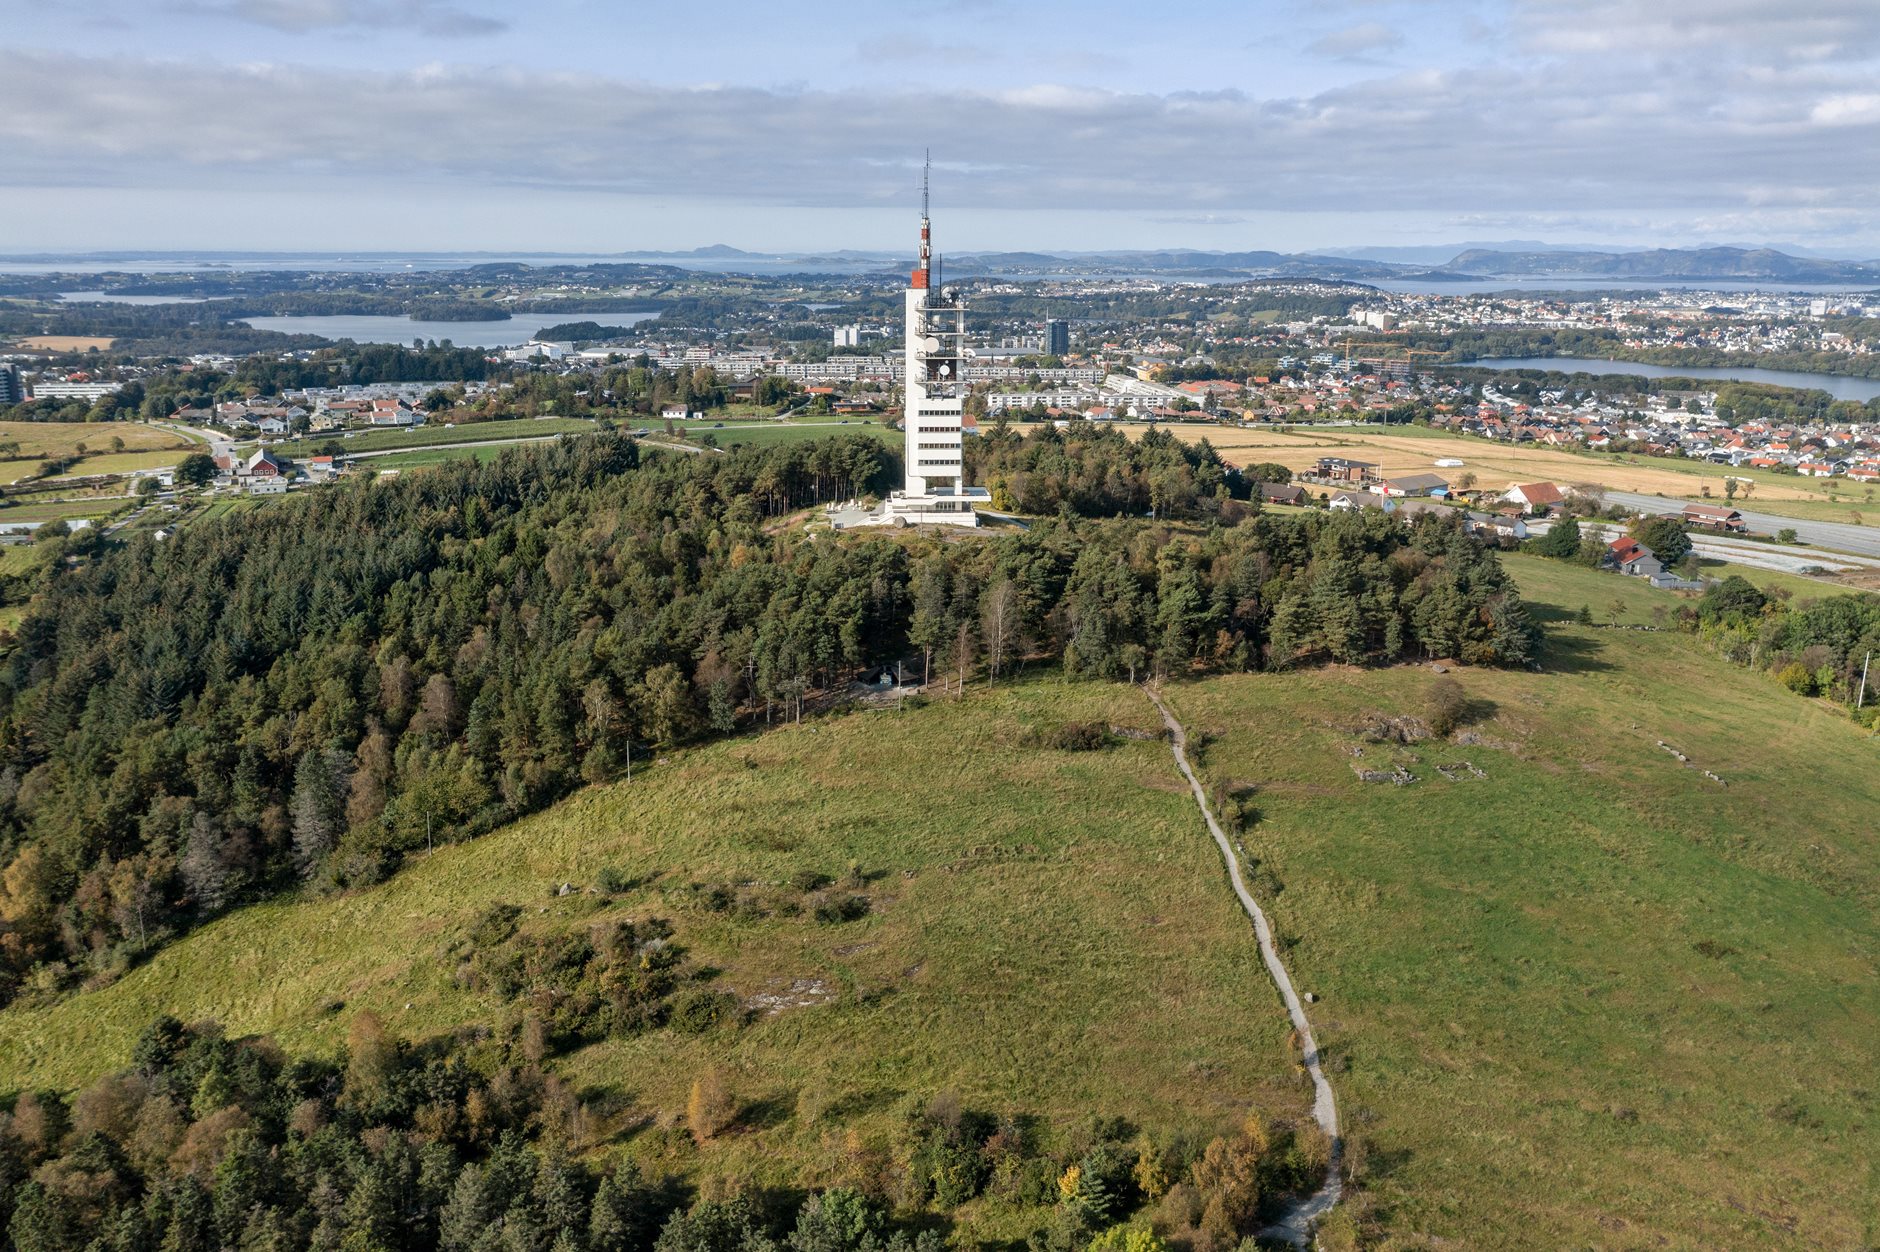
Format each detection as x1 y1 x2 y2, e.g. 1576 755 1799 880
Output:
1314 457 1377 484
1606 537 1662 578
1681 502 1746 532
1379 472 1450 498
245 449 284 478
1258 482 1311 507
1503 481 1565 512
368 400 421 427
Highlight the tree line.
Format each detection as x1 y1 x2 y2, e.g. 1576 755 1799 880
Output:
0 1006 1328 1252
0 429 1535 1006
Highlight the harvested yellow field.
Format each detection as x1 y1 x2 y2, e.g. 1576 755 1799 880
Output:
13 335 115 351
0 420 191 459
47 449 190 479
1150 424 1826 503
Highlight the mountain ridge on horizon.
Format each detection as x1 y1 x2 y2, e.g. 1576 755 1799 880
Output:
6 243 1879 283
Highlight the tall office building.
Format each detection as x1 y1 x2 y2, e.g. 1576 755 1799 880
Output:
1044 319 1070 357
0 365 21 408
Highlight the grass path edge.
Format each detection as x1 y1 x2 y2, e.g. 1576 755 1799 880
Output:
1144 683 1344 1247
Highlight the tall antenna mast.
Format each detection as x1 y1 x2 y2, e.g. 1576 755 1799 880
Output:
922 149 930 220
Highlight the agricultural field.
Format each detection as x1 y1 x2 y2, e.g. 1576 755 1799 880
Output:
0 495 132 524
45 448 192 479
664 419 893 451
9 335 115 352
261 416 601 457
0 419 191 460
365 444 518 472
1108 422 1880 527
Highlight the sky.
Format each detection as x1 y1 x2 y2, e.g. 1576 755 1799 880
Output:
2 0 1879 255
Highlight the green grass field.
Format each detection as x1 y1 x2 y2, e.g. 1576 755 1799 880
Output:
46 449 191 479
263 417 601 458
661 420 893 451
0 496 131 524
365 445 518 471
0 553 1873 1247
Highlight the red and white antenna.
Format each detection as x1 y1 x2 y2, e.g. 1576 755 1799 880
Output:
912 149 931 290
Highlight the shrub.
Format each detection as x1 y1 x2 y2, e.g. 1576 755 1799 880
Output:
467 903 521 950
1427 676 1467 738
595 865 633 894
1030 721 1113 751
814 895 871 924
686 1068 736 1141
668 988 738 1035
1776 662 1817 695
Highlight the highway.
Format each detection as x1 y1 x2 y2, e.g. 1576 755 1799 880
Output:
1604 490 1880 558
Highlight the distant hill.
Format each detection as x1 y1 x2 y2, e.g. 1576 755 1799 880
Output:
1437 245 1880 282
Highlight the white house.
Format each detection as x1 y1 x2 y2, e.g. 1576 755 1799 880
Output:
1503 481 1565 511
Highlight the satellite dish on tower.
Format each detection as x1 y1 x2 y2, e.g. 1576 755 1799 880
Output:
920 336 940 353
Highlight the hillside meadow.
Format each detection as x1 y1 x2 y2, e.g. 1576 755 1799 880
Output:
0 682 1311 1243
0 545 1874 1247
1160 567 1879 1248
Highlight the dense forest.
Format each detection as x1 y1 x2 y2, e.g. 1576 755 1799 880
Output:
0 429 1535 1008
0 1007 1326 1252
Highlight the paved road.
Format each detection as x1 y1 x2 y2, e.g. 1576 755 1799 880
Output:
1605 490 1880 558
1144 686 1341 1247
1532 518 1880 576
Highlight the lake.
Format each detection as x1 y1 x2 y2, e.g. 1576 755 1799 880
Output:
1463 356 1880 403
238 311 659 347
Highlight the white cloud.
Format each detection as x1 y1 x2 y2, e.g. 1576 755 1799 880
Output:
1306 22 1406 60
1515 0 1880 62
0 45 1875 238
173 0 506 36
1811 92 1880 126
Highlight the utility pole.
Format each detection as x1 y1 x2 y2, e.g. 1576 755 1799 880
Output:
625 739 632 783
1858 650 1871 711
